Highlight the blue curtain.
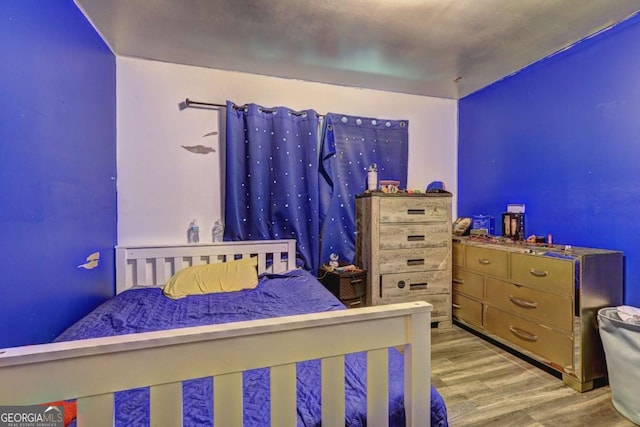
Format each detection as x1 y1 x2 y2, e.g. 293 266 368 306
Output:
225 102 321 272
319 113 408 265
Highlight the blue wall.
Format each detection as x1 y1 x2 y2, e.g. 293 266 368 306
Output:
459 13 640 306
0 1 117 347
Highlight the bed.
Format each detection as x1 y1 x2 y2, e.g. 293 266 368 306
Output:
0 240 448 426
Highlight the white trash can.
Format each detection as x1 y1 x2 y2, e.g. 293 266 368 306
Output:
598 307 640 425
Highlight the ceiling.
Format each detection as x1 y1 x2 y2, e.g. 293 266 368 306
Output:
75 0 640 100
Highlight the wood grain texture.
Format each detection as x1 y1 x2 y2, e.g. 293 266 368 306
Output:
357 194 452 325
431 325 634 427
452 238 624 391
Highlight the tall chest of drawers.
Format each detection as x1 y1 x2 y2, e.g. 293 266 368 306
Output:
356 193 452 327
452 236 623 391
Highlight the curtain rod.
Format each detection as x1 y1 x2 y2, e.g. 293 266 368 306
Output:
184 98 226 108
183 98 324 118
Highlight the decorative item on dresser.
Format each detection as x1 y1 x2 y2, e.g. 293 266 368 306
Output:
356 192 453 328
452 236 623 392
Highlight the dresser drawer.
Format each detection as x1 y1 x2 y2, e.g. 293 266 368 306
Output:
485 277 573 333
379 223 450 250
452 242 465 267
423 293 451 324
452 267 484 299
510 253 574 297
381 293 451 323
485 306 573 370
379 247 449 274
381 270 450 298
464 245 509 278
379 197 450 223
453 293 483 328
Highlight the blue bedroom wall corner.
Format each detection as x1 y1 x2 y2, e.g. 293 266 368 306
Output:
0 1 117 348
458 12 640 306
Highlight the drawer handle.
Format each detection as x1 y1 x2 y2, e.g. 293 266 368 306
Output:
407 235 425 241
397 280 406 289
410 283 428 290
350 279 363 285
452 278 464 284
529 268 548 277
509 326 538 342
509 295 538 309
407 259 425 266
407 209 425 215
452 303 462 309
478 258 491 265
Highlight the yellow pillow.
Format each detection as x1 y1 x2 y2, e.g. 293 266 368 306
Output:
163 257 258 299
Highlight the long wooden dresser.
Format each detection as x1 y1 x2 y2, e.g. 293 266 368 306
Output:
452 236 623 391
356 192 452 327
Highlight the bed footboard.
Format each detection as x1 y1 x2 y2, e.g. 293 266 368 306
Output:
0 302 432 427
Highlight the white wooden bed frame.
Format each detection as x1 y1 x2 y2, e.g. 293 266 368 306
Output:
0 240 432 427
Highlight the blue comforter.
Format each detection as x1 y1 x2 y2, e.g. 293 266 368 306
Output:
55 270 448 426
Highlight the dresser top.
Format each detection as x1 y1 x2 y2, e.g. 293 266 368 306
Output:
356 191 452 198
453 235 622 257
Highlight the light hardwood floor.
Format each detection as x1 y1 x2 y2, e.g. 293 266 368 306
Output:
431 324 635 427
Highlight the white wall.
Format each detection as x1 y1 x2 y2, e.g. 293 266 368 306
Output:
117 57 458 245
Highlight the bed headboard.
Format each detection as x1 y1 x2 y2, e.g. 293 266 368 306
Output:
115 239 297 294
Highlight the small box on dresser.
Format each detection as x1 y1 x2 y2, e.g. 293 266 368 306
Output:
356 192 453 328
318 268 367 308
452 236 623 392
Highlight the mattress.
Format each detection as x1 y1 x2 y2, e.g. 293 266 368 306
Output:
55 269 448 426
